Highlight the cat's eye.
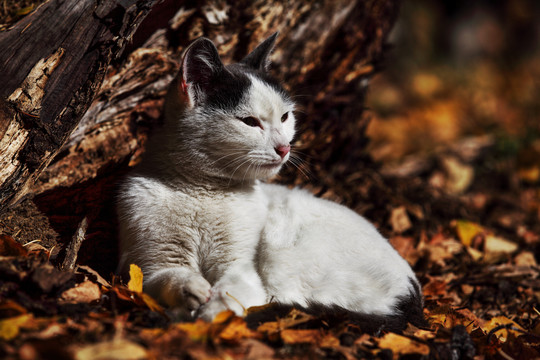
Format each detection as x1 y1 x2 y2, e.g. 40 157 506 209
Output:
238 116 262 128
281 112 288 123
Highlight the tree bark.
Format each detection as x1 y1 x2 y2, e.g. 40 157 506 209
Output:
0 0 156 211
32 0 400 201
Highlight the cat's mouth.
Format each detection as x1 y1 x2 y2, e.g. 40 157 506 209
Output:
258 160 284 172
261 159 284 168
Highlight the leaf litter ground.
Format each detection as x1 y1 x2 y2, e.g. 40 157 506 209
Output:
1 155 540 360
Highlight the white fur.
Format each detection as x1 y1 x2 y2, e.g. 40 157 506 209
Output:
118 57 419 321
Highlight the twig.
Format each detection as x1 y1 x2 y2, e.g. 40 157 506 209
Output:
61 216 88 271
226 291 247 315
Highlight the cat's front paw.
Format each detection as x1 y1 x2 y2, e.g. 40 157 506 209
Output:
183 276 212 311
197 289 244 322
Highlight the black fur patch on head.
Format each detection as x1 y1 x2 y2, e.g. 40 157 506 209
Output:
202 64 290 112
202 66 251 111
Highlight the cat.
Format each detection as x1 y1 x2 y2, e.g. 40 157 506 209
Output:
117 33 425 332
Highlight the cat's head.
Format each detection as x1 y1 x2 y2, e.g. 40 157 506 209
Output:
170 33 296 183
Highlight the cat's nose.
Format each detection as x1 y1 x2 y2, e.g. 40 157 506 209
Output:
275 144 290 159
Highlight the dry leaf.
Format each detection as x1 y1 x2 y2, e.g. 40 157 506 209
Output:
0 234 28 257
429 307 478 332
441 156 474 195
77 265 111 288
280 329 321 345
218 316 259 342
480 316 525 342
0 314 32 341
389 236 418 265
514 251 537 266
127 264 143 293
378 333 430 356
256 308 313 334
74 340 148 360
176 319 212 342
60 281 101 303
484 235 518 254
453 220 484 247
390 206 412 233
140 293 164 313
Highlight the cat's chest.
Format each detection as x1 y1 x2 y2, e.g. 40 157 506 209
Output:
185 186 269 275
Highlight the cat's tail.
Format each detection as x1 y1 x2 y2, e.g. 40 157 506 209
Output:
245 280 428 336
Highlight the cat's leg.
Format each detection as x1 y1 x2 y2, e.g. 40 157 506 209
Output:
197 262 267 321
144 267 211 312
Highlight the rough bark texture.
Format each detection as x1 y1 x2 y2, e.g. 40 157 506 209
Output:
0 0 157 210
2 0 400 273
34 0 398 195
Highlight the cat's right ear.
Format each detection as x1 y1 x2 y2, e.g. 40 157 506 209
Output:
180 37 224 107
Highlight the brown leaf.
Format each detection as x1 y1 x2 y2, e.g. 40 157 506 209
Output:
390 206 412 233
60 281 101 303
30 263 73 293
73 340 148 360
389 236 418 265
0 234 27 257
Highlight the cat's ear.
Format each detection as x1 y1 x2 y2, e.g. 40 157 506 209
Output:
240 32 278 72
181 37 224 106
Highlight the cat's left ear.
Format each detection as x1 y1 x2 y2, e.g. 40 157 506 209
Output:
181 37 224 106
240 32 278 72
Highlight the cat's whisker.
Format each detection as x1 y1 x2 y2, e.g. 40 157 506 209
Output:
209 151 249 166
227 158 252 186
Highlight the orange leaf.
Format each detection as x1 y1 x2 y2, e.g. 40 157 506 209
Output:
218 316 260 342
378 333 430 356
140 293 164 313
281 329 321 345
480 316 525 342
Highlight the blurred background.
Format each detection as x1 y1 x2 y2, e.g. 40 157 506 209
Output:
367 0 540 187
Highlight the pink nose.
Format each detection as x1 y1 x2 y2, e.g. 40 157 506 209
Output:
275 144 290 159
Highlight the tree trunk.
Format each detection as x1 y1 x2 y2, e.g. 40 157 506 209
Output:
0 0 156 211
32 0 399 197
1 0 401 273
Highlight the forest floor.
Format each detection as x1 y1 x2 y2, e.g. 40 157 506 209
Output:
1 2 540 360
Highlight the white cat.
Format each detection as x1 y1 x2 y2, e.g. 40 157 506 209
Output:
117 34 424 332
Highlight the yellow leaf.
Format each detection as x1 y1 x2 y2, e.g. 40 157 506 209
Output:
127 264 143 293
378 333 430 356
454 220 484 247
480 316 525 342
0 314 32 341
